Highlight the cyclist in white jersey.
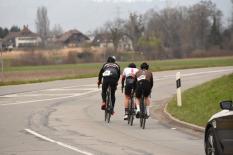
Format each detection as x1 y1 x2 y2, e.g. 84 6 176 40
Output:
121 63 139 120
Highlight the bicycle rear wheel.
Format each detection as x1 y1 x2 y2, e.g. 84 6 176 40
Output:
127 98 132 124
142 117 146 129
140 95 146 129
105 88 112 123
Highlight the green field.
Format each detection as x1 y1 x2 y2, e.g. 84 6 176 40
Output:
167 73 233 127
0 56 233 86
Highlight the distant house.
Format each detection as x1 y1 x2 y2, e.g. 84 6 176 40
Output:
92 33 114 48
118 34 133 51
57 29 90 47
93 33 133 51
3 26 41 49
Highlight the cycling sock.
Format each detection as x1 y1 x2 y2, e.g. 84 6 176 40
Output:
146 106 150 115
136 105 140 112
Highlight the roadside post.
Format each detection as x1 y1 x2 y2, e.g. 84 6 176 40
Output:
176 72 182 107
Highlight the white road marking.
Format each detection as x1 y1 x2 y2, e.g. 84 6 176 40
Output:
47 88 96 91
155 68 233 81
0 89 100 106
0 85 96 97
1 93 80 97
24 129 94 155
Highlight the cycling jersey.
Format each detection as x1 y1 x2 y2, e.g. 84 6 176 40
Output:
122 67 138 84
135 70 153 88
122 67 139 96
135 69 153 98
98 63 120 82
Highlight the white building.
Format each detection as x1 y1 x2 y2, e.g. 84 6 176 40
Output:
15 36 41 48
3 25 41 49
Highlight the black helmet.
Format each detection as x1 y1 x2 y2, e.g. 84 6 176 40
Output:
128 63 136 68
107 56 116 63
140 62 149 70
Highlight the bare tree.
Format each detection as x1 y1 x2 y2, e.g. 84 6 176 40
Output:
125 13 144 51
105 18 125 52
35 6 50 46
51 24 63 37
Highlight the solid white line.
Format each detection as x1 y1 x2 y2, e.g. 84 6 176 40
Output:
1 89 100 106
24 129 94 155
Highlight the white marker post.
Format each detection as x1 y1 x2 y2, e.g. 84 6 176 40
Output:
176 72 182 107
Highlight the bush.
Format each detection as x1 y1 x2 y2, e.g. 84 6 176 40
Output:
11 51 50 66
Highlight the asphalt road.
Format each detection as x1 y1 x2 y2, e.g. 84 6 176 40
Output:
0 66 233 155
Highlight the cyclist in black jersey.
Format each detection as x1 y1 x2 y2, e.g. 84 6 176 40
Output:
98 56 120 114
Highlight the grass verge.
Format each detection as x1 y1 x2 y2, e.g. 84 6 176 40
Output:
0 56 233 86
167 73 233 127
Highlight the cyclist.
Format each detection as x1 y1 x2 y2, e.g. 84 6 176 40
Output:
135 62 153 118
121 63 138 120
97 56 120 114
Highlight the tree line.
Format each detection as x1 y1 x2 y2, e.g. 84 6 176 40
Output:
0 26 20 38
95 0 233 59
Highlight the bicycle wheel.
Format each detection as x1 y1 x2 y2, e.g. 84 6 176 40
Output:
142 116 146 129
139 99 143 128
105 88 111 123
106 87 112 123
129 97 135 126
127 98 132 124
140 95 146 129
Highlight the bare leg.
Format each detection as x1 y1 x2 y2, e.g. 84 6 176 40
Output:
145 97 151 116
136 98 140 112
124 95 130 108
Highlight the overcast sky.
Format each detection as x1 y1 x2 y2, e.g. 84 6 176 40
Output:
0 0 232 33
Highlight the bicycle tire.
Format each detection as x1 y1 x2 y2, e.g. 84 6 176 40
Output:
107 112 111 123
130 114 134 126
140 95 146 129
142 117 146 129
127 100 131 125
105 87 112 123
127 98 132 125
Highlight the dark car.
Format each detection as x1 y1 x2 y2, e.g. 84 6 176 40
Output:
204 100 233 155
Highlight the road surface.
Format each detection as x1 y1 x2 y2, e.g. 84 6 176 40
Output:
0 66 232 155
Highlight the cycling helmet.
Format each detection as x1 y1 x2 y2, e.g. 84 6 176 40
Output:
140 62 149 70
128 63 136 68
107 56 116 63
